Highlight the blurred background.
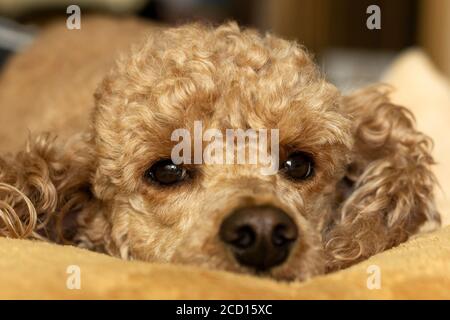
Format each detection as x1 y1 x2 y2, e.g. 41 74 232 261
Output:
0 0 448 91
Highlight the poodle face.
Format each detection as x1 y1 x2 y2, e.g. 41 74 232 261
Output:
90 23 355 280
1 22 440 281
86 22 440 280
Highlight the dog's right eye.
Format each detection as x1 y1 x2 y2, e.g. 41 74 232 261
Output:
144 159 187 186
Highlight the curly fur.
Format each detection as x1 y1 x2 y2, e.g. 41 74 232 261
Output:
0 21 440 281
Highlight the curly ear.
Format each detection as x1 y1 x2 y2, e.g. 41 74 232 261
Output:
0 132 95 242
325 85 441 271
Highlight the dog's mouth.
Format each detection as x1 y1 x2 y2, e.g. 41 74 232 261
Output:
208 257 311 282
169 201 320 281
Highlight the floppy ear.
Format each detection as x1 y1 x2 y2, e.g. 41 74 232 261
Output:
0 132 96 243
325 85 441 271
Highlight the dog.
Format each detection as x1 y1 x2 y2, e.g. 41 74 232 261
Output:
0 19 441 281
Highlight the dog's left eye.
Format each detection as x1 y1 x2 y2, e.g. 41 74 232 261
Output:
282 152 314 180
144 159 187 186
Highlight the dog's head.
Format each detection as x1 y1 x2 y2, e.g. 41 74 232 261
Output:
87 22 438 280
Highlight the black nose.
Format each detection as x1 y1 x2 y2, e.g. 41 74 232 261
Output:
219 205 298 271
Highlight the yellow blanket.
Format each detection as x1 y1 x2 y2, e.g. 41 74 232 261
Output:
1 226 449 299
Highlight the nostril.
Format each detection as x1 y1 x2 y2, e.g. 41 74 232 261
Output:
272 224 297 247
219 215 257 250
230 225 255 249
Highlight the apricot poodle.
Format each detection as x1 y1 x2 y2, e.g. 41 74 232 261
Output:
0 21 440 281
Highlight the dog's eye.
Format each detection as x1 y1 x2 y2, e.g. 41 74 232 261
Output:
282 152 314 180
144 159 187 186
